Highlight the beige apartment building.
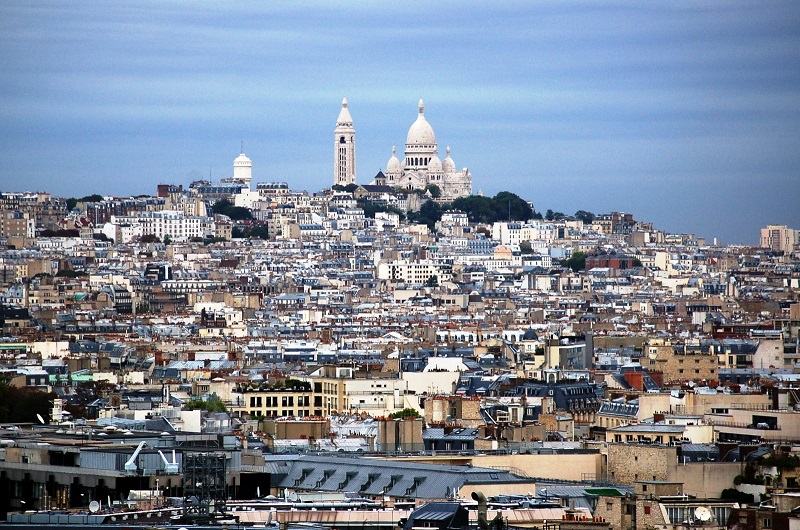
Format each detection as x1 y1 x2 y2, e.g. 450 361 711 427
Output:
760 224 797 253
646 340 721 383
229 386 314 418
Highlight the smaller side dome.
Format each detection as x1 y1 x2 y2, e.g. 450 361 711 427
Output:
428 154 443 172
443 146 456 173
386 146 401 173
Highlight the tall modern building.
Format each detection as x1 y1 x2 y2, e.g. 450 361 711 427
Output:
760 224 797 253
334 98 356 187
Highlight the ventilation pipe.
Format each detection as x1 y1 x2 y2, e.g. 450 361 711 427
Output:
472 491 489 530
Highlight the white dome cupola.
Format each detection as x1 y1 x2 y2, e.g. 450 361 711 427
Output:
406 99 436 147
428 153 443 172
233 150 252 186
404 99 438 171
443 146 456 173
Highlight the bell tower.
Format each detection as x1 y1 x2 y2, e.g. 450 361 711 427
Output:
334 98 356 187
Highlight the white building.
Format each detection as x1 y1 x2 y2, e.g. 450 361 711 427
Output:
384 100 472 200
230 151 253 188
105 211 214 243
377 260 452 286
334 98 356 187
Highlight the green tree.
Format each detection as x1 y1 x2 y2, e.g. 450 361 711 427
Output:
249 225 270 239
65 194 103 211
493 191 534 221
211 199 253 220
283 378 312 391
426 275 439 287
564 251 587 272
574 210 595 224
519 241 533 254
451 195 495 223
359 201 406 220
184 396 227 413
409 200 444 230
0 382 56 423
545 209 566 221
389 408 421 419
56 269 88 278
720 488 754 504
332 184 358 193
450 191 532 224
425 184 442 198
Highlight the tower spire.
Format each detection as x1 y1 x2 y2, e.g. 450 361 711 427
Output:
334 97 356 186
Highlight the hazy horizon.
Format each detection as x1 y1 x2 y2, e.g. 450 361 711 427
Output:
1 2 798 245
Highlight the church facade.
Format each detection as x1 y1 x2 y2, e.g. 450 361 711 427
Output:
333 99 472 200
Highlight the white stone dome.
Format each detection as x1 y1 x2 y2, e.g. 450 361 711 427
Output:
386 146 401 173
234 152 251 167
406 99 436 146
428 154 443 172
442 146 455 173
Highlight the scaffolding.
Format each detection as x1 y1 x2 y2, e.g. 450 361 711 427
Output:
182 452 228 521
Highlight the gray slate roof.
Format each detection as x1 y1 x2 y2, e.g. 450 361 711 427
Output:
276 455 528 499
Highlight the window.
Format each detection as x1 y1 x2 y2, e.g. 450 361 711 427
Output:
644 506 651 515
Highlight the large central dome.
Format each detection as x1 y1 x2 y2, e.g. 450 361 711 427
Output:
406 99 436 147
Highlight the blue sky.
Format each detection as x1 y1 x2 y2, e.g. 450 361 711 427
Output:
1 1 798 244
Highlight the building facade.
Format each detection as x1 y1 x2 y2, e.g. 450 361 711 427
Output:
760 224 797 253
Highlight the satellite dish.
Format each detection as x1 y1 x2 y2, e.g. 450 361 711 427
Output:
36 413 45 425
89 501 101 513
694 506 713 522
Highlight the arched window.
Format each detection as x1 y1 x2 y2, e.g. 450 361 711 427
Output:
340 136 346 144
